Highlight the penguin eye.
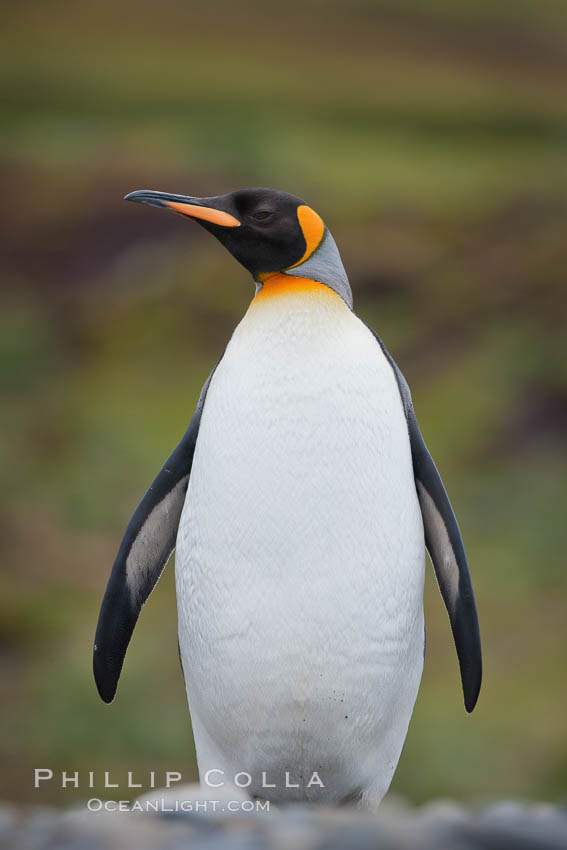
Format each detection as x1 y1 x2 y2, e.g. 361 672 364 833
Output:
251 210 273 222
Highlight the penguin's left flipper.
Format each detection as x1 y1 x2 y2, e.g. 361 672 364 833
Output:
93 370 214 704
366 325 482 712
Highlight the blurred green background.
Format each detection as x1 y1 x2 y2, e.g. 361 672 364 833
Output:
1 0 566 807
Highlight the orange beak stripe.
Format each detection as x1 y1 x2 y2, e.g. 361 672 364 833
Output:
163 201 240 227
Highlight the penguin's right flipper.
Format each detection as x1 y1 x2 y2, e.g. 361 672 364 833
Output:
93 371 214 704
365 324 482 713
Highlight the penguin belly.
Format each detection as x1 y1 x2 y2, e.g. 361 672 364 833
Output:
176 287 425 807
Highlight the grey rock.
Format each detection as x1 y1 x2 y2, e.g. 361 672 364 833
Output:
2 799 566 850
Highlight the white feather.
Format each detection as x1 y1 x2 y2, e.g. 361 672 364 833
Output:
176 285 425 807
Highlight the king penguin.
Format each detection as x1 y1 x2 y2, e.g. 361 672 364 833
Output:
94 187 481 809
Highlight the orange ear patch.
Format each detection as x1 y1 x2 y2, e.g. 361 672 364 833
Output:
288 205 325 269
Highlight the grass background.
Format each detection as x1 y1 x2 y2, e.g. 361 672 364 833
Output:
1 0 566 805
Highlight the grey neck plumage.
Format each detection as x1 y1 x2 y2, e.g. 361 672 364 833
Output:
286 228 353 309
254 228 353 309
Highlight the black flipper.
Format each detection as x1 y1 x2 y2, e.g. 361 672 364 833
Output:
365 324 482 712
93 371 215 703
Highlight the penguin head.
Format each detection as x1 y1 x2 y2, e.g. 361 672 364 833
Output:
125 187 352 307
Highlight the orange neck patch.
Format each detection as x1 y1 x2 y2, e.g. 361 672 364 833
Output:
287 205 325 269
254 272 340 302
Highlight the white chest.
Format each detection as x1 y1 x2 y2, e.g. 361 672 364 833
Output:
175 286 425 801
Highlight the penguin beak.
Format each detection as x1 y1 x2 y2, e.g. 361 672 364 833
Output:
124 190 241 228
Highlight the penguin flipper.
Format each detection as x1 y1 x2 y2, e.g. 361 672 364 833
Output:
93 371 214 704
406 409 482 712
365 324 482 712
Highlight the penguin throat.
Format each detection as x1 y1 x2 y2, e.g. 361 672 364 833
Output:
254 272 342 302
